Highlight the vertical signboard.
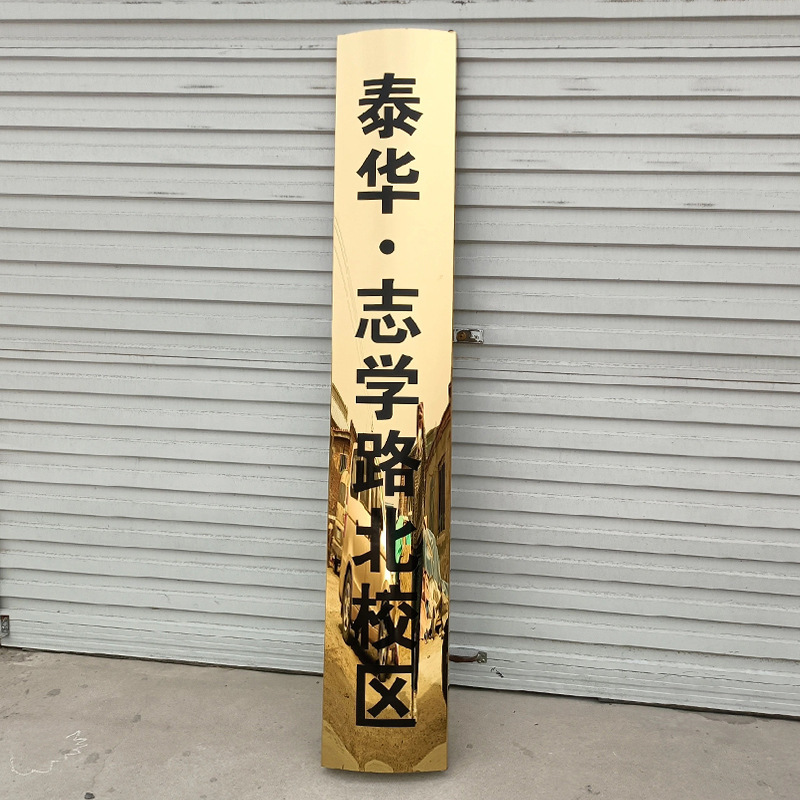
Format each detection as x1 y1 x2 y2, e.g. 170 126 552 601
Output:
322 29 457 773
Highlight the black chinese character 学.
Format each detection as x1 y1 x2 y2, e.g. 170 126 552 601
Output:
356 354 418 420
359 73 421 138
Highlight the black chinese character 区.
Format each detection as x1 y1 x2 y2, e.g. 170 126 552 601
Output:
356 665 416 727
359 73 421 138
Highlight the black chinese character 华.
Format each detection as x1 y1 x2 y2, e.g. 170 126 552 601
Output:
357 148 419 187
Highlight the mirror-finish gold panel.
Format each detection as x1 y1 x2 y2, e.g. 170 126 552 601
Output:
322 28 457 774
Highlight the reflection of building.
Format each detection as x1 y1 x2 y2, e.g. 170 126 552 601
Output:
328 384 355 523
418 394 451 643
424 400 451 583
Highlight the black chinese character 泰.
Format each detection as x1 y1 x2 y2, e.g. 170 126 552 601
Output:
356 354 418 420
359 73 421 138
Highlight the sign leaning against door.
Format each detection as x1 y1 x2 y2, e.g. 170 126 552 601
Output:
322 28 457 773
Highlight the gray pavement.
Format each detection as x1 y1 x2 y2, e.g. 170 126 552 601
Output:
1 647 798 800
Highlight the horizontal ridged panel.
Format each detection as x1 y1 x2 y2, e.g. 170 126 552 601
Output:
1 6 798 717
5 299 800 353
3 130 799 173
3 1 796 22
5 229 800 281
5 95 800 135
6 163 800 211
5 58 800 99
447 636 800 714
5 264 800 322
1 511 322 559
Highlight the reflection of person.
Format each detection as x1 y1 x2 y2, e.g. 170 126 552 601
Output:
421 523 450 642
394 511 413 566
421 525 441 640
407 404 427 713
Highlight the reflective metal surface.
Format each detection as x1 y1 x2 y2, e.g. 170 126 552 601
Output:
322 28 457 773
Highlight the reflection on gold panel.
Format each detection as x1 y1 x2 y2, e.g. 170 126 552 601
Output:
322 29 457 773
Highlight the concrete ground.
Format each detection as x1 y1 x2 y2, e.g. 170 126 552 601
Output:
1 648 798 800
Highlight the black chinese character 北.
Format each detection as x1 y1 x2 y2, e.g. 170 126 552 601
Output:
353 506 416 574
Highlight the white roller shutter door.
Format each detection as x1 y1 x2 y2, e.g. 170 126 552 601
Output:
1 1 798 715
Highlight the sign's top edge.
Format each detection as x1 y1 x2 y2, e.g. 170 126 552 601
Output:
337 28 457 43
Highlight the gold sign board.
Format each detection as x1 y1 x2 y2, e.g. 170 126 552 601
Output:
322 29 457 773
